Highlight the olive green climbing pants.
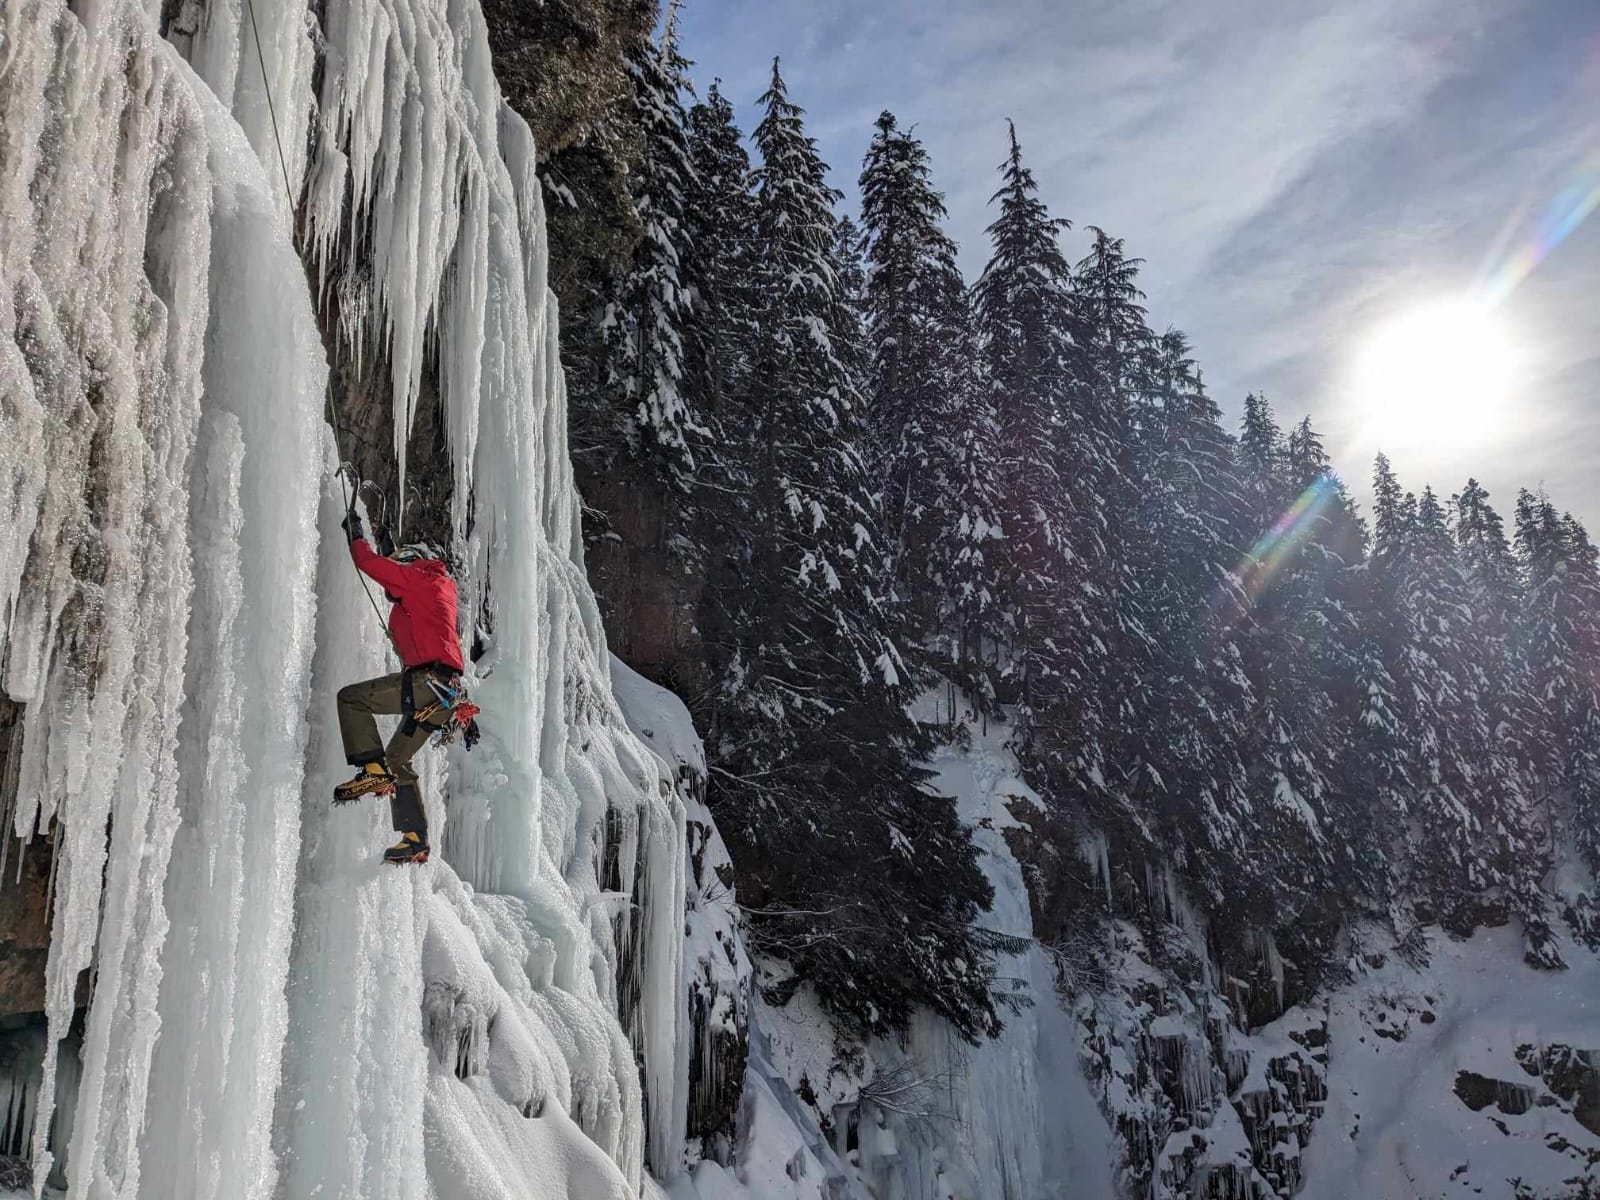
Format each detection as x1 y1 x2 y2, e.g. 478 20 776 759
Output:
336 671 447 834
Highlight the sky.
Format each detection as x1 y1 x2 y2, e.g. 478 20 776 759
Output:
676 0 1600 529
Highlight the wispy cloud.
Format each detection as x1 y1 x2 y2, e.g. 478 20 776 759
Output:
680 0 1600 522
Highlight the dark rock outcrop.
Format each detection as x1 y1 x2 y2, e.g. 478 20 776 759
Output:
582 475 703 691
0 697 55 1018
478 0 654 158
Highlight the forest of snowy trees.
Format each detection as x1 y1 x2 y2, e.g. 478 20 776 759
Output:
552 22 1600 1042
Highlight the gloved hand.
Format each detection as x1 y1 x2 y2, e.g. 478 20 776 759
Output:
462 718 481 751
376 524 396 556
341 510 366 544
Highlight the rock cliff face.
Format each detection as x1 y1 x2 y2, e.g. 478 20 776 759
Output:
582 476 704 691
1046 895 1328 1200
0 700 52 1019
478 0 654 158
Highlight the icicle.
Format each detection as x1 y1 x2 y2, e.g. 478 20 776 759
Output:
1080 831 1113 907
7 0 695 1185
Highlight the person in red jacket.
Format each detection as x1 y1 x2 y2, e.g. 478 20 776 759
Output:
333 508 468 864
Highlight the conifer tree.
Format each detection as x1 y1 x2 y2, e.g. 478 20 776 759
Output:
1228 408 1355 932
857 111 1001 698
858 113 969 603
831 214 871 381
1347 453 1417 919
934 361 1007 713
571 17 704 494
681 80 758 436
1359 470 1558 960
1072 226 1152 428
970 123 1074 713
1397 486 1492 924
1454 480 1558 964
1064 225 1152 725
1120 332 1257 901
1518 495 1600 932
1239 393 1288 522
699 60 996 1040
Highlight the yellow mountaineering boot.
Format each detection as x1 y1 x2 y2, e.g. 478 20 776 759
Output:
382 831 429 866
333 761 396 804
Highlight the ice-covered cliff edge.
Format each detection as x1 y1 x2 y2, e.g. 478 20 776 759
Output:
1 0 691 1189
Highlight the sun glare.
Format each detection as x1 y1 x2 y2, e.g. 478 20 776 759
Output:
1353 298 1517 449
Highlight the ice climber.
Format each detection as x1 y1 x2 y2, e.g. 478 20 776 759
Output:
333 506 477 864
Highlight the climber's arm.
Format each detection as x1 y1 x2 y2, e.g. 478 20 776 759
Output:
350 537 416 595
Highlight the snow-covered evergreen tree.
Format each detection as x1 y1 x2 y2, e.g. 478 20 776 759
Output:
681 80 758 433
970 122 1078 729
1455 479 1558 964
1056 226 1155 809
1518 493 1600 941
1355 464 1559 961
1118 330 1257 904
857 110 1002 701
698 60 997 1040
1397 487 1496 925
1238 392 1288 520
933 356 1008 714
1226 406 1355 935
1072 226 1152 428
567 16 706 497
858 113 966 595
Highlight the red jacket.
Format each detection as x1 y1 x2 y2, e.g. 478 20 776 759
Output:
351 539 465 673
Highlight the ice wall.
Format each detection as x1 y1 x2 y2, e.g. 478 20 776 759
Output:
1 0 687 1189
0 0 326 1189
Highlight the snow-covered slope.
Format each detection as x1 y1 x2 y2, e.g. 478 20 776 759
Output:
1299 925 1600 1200
1059 839 1600 1200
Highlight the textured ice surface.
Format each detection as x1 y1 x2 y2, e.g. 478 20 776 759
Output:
1 0 687 1187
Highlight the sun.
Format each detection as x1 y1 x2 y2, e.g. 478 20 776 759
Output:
1352 298 1518 449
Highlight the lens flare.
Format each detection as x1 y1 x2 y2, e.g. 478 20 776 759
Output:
1238 478 1341 606
1479 154 1600 307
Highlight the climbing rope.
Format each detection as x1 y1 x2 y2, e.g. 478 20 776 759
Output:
242 0 295 225
243 0 398 655
335 463 403 651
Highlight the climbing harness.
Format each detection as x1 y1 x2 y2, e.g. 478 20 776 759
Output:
401 666 482 748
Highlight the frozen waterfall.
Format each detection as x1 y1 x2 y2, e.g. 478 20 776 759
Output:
0 0 686 1189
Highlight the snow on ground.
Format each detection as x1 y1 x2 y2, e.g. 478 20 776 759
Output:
1298 925 1600 1200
